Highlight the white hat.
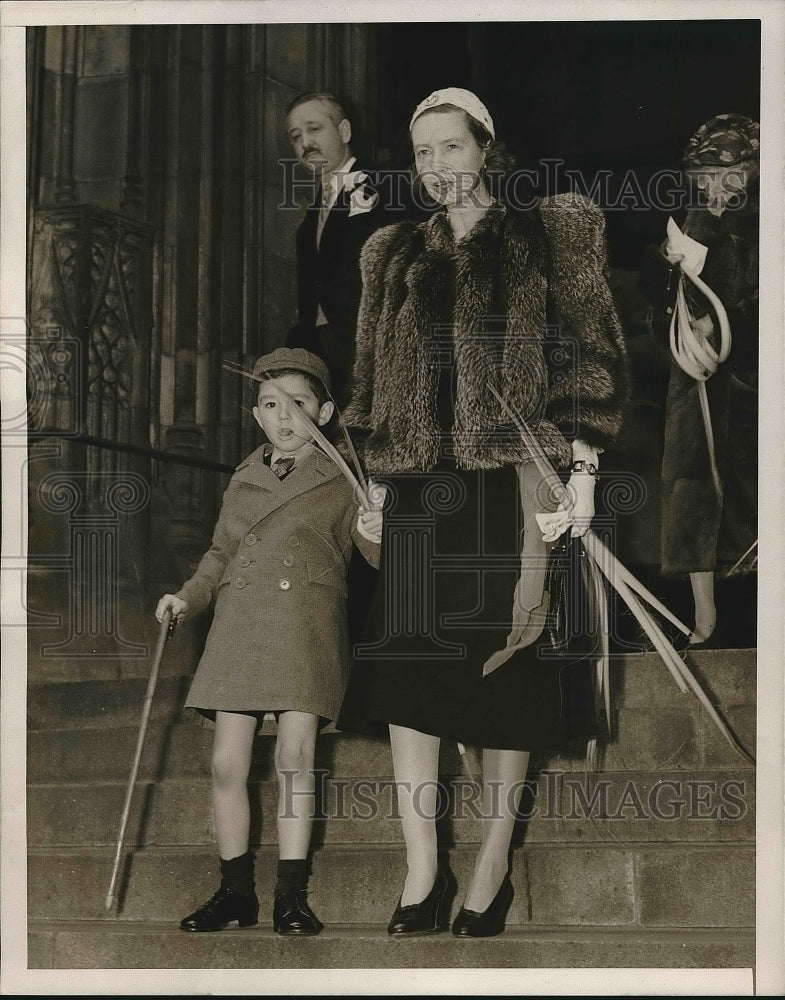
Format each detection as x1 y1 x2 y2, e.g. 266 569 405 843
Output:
409 87 495 139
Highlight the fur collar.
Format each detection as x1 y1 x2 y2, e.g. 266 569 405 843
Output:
346 198 627 474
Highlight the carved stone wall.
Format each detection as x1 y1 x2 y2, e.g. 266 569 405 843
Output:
26 23 377 671
29 206 153 466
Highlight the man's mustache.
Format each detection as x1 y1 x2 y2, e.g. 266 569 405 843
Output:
302 147 322 158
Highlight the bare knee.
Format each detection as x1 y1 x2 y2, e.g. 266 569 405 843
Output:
275 734 316 776
211 746 248 790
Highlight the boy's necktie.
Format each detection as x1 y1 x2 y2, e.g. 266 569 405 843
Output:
272 456 295 479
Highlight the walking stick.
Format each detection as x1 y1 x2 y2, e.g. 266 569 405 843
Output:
105 608 174 911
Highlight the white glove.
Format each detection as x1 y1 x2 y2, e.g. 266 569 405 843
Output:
562 471 596 537
535 508 572 543
535 471 597 542
665 216 708 274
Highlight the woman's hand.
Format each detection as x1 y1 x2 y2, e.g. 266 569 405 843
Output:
156 593 188 624
535 508 570 543
562 471 596 538
535 472 597 542
690 312 715 338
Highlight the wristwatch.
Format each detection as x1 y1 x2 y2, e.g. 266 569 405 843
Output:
571 460 598 476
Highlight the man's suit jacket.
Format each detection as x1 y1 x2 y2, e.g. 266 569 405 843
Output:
293 167 388 351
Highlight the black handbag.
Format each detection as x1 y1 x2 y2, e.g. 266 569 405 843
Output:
544 534 602 661
544 534 607 741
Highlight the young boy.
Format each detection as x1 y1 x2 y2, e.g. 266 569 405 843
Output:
156 347 381 935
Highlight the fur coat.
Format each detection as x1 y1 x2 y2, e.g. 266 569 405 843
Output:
343 194 629 473
660 205 758 576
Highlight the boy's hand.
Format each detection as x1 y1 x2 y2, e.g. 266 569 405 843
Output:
357 508 383 545
156 594 188 624
355 479 386 543
366 480 387 511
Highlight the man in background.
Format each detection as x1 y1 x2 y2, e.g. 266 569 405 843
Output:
285 92 387 409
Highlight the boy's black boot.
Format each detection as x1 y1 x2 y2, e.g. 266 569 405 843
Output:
180 852 259 932
273 858 323 936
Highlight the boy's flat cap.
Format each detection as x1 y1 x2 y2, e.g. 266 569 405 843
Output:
252 347 331 393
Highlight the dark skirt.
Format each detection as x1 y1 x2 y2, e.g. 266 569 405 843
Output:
338 462 599 752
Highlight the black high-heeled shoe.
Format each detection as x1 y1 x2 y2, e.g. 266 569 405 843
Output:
687 623 720 651
451 874 514 938
179 885 259 932
387 869 450 936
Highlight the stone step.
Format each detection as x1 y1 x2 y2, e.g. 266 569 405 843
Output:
27 689 756 783
28 644 757 699
28 770 755 849
25 643 754 738
26 675 193 730
27 920 756 971
27 724 402 783
28 843 754 929
26 615 206 685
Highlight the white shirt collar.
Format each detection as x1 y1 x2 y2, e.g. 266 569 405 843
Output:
270 442 314 469
322 155 358 208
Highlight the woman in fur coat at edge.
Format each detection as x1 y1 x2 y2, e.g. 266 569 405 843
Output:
660 115 759 649
337 88 629 937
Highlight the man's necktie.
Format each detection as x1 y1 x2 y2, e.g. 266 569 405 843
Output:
316 194 331 248
272 456 295 479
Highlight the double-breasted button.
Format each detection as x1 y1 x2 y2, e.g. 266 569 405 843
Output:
235 577 247 589
282 553 295 567
278 578 291 591
237 554 251 568
245 532 257 546
287 534 300 547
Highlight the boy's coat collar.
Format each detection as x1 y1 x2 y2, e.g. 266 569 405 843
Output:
232 444 344 521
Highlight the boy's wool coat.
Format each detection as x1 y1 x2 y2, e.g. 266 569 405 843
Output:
177 445 378 725
343 194 629 473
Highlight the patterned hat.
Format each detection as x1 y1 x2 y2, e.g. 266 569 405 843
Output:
683 114 760 168
409 87 495 139
252 347 331 393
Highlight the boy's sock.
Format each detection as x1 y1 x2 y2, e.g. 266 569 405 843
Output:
219 851 255 895
275 858 309 896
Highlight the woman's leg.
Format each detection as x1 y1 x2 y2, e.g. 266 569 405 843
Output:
211 710 258 859
462 748 530 913
274 711 320 860
689 570 717 643
389 723 442 905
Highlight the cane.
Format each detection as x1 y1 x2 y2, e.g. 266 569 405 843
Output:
105 608 174 911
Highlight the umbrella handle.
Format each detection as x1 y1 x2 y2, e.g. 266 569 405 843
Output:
105 608 173 912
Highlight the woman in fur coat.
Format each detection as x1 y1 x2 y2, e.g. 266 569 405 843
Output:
659 114 759 647
337 88 629 937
